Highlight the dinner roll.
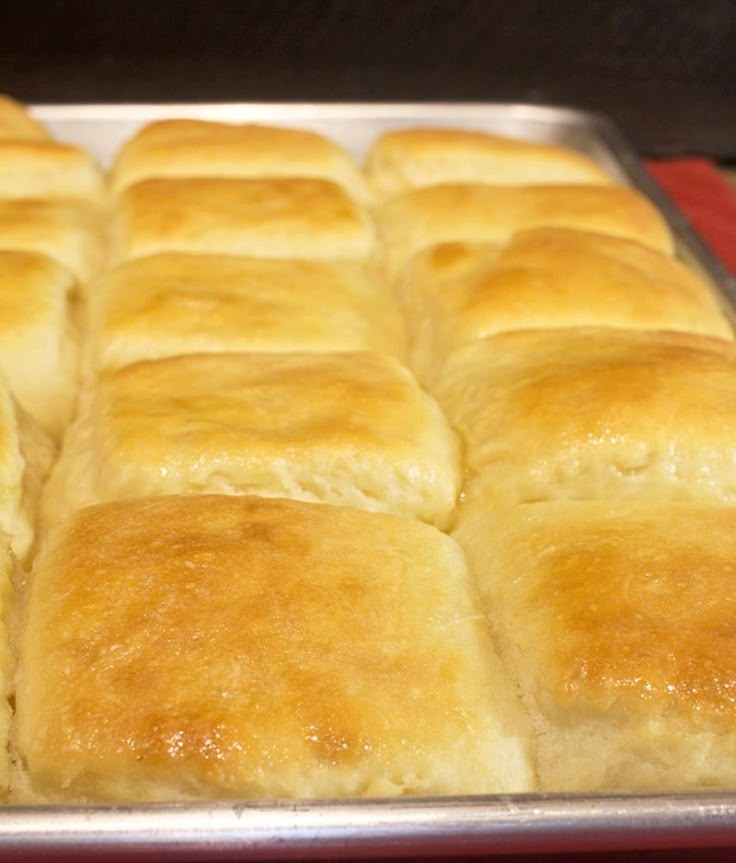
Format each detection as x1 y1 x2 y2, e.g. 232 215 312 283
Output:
454 500 736 790
401 230 731 383
366 127 611 198
378 183 673 277
0 251 79 438
0 198 105 285
0 533 14 793
433 328 736 508
0 141 104 202
0 382 54 563
111 119 371 204
42 352 461 530
16 495 533 801
84 253 405 374
0 95 49 141
112 177 375 263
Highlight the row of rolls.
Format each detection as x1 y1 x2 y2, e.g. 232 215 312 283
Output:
0 94 735 801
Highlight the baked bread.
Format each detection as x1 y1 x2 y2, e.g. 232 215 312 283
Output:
0 141 103 202
378 183 673 276
110 119 371 204
0 198 105 285
84 253 405 374
433 327 736 508
0 383 54 563
42 352 461 530
0 95 49 141
0 251 79 438
401 230 732 383
454 499 736 790
112 177 375 263
16 494 533 801
0 533 14 793
0 530 13 800
366 127 611 198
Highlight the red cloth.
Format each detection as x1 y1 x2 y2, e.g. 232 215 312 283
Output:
645 158 736 275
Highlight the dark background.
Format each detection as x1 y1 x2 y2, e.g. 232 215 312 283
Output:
0 0 734 157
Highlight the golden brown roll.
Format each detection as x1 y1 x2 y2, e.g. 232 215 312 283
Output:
43 352 461 530
0 533 14 793
112 177 375 263
111 119 371 203
366 127 612 198
454 499 736 791
378 183 673 276
0 382 54 563
0 251 79 438
0 141 104 202
0 198 105 284
0 95 49 141
16 495 534 801
433 328 736 508
84 253 405 374
401 230 732 383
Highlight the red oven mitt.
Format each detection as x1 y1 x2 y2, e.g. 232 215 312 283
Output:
646 158 736 275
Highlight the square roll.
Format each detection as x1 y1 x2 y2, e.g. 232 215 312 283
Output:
433 328 736 509
0 141 104 202
110 119 371 204
112 177 375 263
43 352 461 530
401 230 732 383
0 199 105 284
0 382 54 563
365 127 612 199
454 500 736 790
16 495 534 802
378 183 673 277
84 253 405 374
0 251 79 438
0 95 49 141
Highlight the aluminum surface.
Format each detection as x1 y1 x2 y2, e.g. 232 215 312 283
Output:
8 102 736 858
2 792 736 859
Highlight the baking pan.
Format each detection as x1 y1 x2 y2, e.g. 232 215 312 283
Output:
5 102 735 859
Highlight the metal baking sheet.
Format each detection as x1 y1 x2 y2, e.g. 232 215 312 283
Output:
5 102 736 859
